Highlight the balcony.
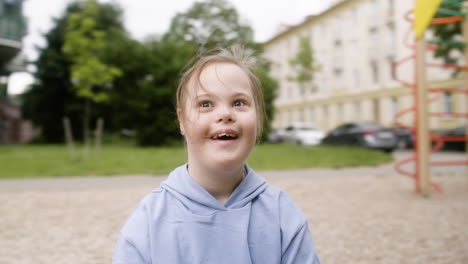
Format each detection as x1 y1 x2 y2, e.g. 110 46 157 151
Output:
0 14 26 65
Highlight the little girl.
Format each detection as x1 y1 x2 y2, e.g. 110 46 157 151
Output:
113 46 321 263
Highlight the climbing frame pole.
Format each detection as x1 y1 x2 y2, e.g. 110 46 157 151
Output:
415 38 431 197
413 0 444 197
464 1 468 153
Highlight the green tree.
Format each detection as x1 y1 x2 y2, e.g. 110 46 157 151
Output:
62 0 122 146
430 0 467 72
21 0 278 146
21 1 127 142
97 32 151 134
288 36 320 94
256 63 278 141
164 0 257 51
133 38 197 146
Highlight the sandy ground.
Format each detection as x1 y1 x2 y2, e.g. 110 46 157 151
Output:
0 151 467 264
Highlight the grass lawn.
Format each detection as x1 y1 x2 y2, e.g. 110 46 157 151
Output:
0 144 393 179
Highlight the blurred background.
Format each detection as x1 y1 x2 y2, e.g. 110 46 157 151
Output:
0 0 466 151
0 1 467 263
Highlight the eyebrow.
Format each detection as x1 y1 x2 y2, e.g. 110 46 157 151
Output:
195 92 252 99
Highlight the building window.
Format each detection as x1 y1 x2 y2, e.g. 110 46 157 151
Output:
370 30 380 55
354 102 361 120
334 16 342 36
370 60 379 84
388 0 395 15
338 104 344 121
442 92 453 116
352 7 358 24
370 0 379 24
279 81 285 98
334 70 343 89
387 57 395 83
321 22 328 39
353 69 360 89
388 26 396 56
390 97 398 120
286 39 292 52
351 39 359 52
321 77 328 93
309 107 315 124
373 99 381 123
300 84 306 96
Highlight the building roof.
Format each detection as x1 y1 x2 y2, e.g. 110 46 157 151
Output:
262 0 356 47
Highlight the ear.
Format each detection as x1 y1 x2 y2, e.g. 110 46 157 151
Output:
177 108 185 135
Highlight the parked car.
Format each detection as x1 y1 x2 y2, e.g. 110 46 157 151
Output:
282 122 325 146
267 128 286 143
321 122 398 152
391 126 414 149
438 126 467 151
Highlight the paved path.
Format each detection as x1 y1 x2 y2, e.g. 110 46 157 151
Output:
0 150 467 264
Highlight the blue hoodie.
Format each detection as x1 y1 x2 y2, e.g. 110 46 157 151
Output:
113 164 320 264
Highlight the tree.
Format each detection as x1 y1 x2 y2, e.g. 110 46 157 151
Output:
164 0 257 51
21 0 127 142
256 63 278 141
21 0 278 146
133 38 197 146
62 0 122 146
430 0 466 73
288 36 320 95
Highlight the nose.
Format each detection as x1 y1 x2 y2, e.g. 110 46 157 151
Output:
216 105 235 123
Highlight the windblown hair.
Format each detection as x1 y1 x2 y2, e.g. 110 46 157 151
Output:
176 46 265 141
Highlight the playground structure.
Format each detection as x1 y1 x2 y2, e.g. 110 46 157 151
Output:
393 0 468 196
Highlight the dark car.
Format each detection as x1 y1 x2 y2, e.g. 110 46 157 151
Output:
321 122 398 152
391 126 414 149
439 126 467 151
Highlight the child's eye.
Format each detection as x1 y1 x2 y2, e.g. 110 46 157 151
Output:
233 100 246 107
199 101 212 108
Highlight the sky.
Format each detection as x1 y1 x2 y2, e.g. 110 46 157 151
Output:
8 0 331 94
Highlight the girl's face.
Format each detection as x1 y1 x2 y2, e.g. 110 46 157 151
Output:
179 62 257 173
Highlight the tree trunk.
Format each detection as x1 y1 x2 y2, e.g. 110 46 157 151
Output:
63 116 76 160
95 117 104 151
83 99 91 159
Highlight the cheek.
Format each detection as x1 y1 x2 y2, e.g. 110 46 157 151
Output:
245 114 258 137
180 119 204 142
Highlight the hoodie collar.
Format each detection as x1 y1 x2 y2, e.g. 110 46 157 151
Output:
161 164 267 210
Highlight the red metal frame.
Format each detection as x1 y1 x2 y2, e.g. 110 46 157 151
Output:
392 10 468 194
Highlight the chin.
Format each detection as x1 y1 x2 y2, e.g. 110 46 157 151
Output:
209 156 246 172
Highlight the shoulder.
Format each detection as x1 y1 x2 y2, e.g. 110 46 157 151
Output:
115 188 165 263
119 188 165 238
265 185 308 230
263 184 306 212
277 188 307 224
258 184 307 225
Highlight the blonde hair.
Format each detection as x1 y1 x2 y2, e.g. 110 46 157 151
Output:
176 46 265 141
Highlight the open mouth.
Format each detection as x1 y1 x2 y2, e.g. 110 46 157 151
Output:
210 132 239 140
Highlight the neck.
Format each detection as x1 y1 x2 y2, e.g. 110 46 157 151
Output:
188 162 245 205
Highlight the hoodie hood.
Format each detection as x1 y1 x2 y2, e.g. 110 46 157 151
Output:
160 164 268 212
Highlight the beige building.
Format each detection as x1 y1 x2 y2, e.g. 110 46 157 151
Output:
263 0 467 132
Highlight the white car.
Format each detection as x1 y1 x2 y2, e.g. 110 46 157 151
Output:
283 123 325 146
267 128 287 143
